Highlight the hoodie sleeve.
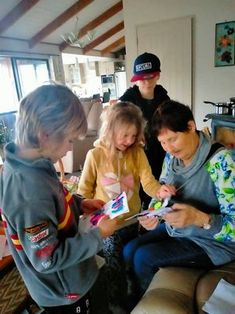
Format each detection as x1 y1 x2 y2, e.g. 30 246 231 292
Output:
119 86 137 102
4 196 103 274
77 149 97 199
137 148 161 197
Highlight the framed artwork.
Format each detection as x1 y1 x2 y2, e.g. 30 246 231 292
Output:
215 21 235 67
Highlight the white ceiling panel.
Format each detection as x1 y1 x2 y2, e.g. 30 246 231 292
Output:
0 0 125 56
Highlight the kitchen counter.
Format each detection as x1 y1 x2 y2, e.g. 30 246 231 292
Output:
204 114 235 161
205 114 235 123
205 114 235 139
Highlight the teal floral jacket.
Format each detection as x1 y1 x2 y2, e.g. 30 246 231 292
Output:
206 150 235 241
161 148 235 242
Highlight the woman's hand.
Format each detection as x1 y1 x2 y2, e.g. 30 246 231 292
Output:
163 203 209 228
138 215 159 230
157 184 176 199
97 215 118 238
81 198 105 215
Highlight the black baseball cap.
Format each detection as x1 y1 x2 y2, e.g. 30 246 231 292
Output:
131 52 161 82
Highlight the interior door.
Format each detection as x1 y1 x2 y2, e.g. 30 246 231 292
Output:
136 16 192 107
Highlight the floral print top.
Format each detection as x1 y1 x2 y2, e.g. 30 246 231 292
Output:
205 149 235 241
159 133 235 265
161 148 235 242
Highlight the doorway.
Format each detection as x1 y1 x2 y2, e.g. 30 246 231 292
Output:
136 16 192 106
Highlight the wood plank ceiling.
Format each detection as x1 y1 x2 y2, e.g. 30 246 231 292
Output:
0 0 125 57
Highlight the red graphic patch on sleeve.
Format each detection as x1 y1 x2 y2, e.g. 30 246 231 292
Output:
65 293 80 300
24 221 49 235
30 229 49 243
36 242 57 259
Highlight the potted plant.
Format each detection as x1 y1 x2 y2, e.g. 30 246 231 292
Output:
0 119 14 160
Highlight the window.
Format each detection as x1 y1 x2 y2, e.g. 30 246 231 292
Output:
0 57 18 114
0 57 51 114
13 58 50 98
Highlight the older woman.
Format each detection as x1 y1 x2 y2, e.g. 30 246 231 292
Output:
123 100 235 296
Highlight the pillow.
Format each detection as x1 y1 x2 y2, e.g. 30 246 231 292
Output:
80 98 93 117
87 101 103 131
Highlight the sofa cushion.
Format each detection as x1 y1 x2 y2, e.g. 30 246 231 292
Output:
80 98 103 131
131 267 205 314
131 262 235 314
87 101 103 131
196 261 235 314
81 100 93 117
56 98 103 173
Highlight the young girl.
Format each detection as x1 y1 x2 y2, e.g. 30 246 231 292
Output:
77 101 175 313
0 84 117 314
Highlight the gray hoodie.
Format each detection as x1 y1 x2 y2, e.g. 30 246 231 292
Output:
0 143 103 307
160 132 235 266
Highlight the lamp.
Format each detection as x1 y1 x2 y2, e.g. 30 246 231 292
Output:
61 17 95 48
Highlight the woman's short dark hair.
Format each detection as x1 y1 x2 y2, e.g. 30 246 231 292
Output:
152 100 195 137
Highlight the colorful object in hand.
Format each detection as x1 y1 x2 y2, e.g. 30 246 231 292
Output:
90 209 106 226
148 198 163 211
103 192 129 219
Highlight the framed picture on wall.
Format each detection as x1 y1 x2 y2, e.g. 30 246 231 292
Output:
215 21 235 67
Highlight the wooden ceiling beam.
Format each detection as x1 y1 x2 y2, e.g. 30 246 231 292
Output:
101 36 125 55
78 1 123 38
83 21 124 54
0 0 40 35
29 0 93 48
59 0 123 52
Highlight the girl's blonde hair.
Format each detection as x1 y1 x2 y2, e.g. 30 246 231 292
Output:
99 101 146 156
16 83 87 147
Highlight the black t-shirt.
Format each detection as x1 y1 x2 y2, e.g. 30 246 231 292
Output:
119 84 170 179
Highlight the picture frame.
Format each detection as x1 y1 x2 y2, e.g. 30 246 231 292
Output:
215 21 235 67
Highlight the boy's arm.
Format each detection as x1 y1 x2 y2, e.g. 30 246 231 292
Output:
5 199 103 274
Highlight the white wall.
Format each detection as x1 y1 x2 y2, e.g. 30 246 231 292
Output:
123 0 235 129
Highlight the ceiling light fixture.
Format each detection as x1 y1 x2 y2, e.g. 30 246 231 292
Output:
61 17 95 48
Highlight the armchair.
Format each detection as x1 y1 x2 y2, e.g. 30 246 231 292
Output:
56 97 103 173
131 261 235 314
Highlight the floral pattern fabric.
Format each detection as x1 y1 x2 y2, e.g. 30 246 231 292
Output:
205 150 235 241
161 148 235 242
